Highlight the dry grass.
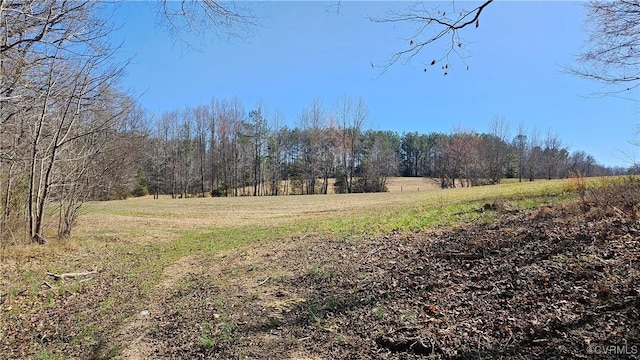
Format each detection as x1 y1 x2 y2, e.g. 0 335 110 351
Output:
73 178 567 244
385 177 440 192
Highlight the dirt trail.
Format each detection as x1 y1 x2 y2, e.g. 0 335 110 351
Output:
113 237 331 359
116 255 206 360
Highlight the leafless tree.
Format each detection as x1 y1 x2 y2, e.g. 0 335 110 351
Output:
212 98 245 196
449 129 483 187
1 1 131 243
335 95 368 193
193 105 210 197
482 117 513 184
297 98 328 195
567 0 640 94
264 110 285 196
542 130 567 180
244 105 269 196
373 1 493 73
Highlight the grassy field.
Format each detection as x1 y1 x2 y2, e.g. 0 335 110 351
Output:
71 178 568 243
0 177 581 358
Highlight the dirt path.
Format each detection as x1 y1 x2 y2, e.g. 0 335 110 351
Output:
116 255 206 359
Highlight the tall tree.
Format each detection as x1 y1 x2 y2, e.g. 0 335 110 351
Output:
193 105 210 197
449 129 483 187
513 123 528 183
482 117 513 184
355 130 399 192
542 130 568 180
297 98 327 195
335 95 368 193
245 106 269 196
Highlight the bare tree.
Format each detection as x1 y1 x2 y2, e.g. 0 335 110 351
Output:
244 105 269 196
449 129 483 187
213 98 245 196
513 123 528 183
373 1 493 73
1 1 130 243
542 130 567 180
482 117 513 184
193 105 211 197
297 98 328 195
265 110 285 196
334 95 368 193
568 0 640 93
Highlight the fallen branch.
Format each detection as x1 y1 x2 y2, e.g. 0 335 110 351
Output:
257 276 270 286
46 270 97 281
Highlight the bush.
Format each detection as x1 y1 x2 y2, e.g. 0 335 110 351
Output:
588 176 640 219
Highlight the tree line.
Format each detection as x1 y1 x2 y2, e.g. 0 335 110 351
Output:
132 97 623 201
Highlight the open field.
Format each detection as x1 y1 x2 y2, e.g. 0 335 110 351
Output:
1 177 639 359
74 178 564 241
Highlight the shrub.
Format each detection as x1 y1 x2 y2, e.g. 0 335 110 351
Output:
588 176 640 219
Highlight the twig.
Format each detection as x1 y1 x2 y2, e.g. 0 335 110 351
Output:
611 206 626 217
257 276 270 286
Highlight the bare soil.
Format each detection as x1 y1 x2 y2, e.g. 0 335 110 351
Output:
2 200 639 359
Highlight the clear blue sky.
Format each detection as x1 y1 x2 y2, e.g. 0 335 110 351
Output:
108 1 640 168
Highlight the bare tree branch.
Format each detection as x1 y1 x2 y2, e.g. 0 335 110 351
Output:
154 0 256 46
372 1 493 74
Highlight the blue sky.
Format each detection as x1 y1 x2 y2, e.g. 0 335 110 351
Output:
109 1 639 168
